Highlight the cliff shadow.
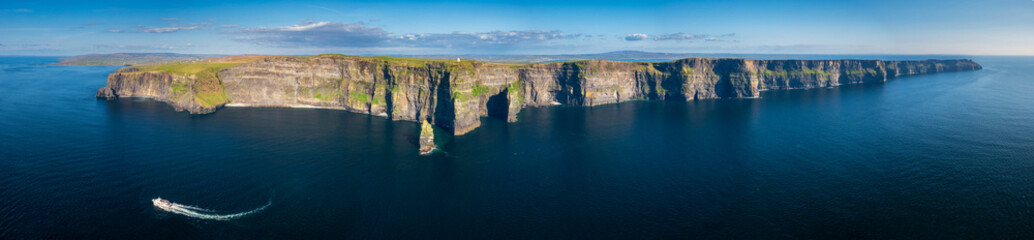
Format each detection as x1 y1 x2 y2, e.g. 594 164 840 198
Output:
433 70 455 131
382 66 395 119
712 59 743 98
660 73 687 101
649 62 686 101
486 89 509 120
554 62 584 105
643 70 661 100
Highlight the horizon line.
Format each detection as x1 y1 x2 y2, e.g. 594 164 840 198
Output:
4 51 1034 58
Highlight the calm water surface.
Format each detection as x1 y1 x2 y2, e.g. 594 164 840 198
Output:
2 56 1034 239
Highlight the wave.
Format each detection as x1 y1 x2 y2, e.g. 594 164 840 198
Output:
153 197 270 221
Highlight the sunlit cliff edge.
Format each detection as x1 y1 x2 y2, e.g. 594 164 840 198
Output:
95 54 982 144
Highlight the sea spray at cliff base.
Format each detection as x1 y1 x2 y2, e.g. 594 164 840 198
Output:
152 197 271 221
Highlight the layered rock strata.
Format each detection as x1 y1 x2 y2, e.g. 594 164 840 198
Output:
98 56 982 137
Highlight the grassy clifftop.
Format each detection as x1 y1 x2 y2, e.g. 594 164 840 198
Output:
121 54 501 110
110 54 981 118
126 56 264 108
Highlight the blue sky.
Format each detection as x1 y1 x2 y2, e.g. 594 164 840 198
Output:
1 0 1032 56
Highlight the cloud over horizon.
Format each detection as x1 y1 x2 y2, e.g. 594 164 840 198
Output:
231 21 585 51
653 33 736 41
232 21 394 47
625 33 647 41
128 23 211 33
138 26 200 33
403 30 582 47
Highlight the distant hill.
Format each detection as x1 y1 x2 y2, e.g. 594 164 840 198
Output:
51 53 225 66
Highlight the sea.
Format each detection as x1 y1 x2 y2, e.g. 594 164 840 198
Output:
1 55 1033 239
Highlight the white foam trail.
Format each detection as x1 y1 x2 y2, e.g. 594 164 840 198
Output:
153 198 271 221
177 205 214 212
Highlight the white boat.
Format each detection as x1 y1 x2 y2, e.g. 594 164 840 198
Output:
152 197 174 211
150 197 271 221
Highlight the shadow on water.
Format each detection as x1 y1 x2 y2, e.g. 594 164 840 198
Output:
5 56 1034 239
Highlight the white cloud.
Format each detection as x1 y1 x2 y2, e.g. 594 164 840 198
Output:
231 21 584 50
407 30 582 46
134 23 210 33
653 33 735 41
625 33 648 41
138 26 200 33
653 33 706 41
232 21 393 47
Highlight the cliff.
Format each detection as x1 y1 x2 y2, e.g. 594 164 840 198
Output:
97 55 982 138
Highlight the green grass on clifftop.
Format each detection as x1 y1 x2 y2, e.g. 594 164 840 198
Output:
133 61 249 108
139 62 245 76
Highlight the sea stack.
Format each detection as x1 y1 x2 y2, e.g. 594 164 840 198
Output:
419 120 436 155
94 55 983 155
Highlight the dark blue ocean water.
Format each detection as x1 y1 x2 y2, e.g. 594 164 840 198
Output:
2 56 1034 239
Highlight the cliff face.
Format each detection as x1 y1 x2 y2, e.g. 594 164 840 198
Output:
96 68 222 113
98 56 982 136
886 59 981 77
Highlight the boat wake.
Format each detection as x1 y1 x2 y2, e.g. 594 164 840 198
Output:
152 197 270 221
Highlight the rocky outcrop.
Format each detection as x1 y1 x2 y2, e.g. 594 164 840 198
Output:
98 56 982 139
885 59 982 77
419 120 436 155
96 68 222 113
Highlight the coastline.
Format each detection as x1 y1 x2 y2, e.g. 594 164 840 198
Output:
95 55 983 154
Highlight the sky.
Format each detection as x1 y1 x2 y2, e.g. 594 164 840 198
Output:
1 0 1033 56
